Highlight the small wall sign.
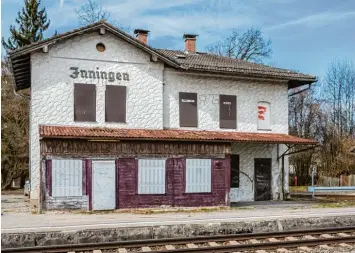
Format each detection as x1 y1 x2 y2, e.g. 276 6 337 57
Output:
69 67 130 82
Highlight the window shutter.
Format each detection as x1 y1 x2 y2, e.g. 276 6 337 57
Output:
179 92 198 127
186 159 211 193
138 159 166 194
220 95 236 129
74 83 96 122
46 160 52 196
230 155 240 188
52 159 83 197
105 85 127 123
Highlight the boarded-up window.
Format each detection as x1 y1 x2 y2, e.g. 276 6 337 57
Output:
138 159 166 194
105 85 126 122
257 101 271 130
220 95 237 129
52 159 82 197
186 159 211 193
230 155 240 188
179 92 198 127
74 83 96 122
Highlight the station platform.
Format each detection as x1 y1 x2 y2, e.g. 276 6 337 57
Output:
2 201 355 234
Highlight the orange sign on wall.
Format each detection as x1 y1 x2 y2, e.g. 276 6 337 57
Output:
258 105 267 120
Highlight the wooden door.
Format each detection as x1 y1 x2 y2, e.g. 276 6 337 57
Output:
92 160 116 210
254 158 272 201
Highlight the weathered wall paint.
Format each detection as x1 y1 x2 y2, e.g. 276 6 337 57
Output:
163 70 289 133
31 31 290 206
230 143 289 202
117 158 228 208
30 32 164 200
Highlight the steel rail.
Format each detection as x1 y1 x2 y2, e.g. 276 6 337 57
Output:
3 226 355 253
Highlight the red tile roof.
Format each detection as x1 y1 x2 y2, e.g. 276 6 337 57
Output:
10 20 316 91
40 125 317 145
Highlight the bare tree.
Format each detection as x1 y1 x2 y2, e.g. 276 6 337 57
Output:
323 60 355 137
1 60 29 190
206 27 272 63
288 60 355 184
75 0 110 26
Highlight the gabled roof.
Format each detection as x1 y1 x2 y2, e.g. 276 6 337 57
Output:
157 49 316 86
9 20 317 91
40 125 317 145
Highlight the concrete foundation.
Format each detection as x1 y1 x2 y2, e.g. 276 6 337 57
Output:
2 215 355 249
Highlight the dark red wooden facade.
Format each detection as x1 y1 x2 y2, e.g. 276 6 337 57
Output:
41 139 231 210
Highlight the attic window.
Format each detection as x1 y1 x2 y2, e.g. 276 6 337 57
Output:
96 43 105 52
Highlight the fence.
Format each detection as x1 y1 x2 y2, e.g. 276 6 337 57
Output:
318 175 355 186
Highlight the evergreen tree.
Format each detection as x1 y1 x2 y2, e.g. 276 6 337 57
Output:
2 0 50 52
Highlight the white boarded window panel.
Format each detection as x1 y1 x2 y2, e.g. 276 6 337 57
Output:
257 101 271 130
186 159 211 193
52 159 82 197
138 159 166 194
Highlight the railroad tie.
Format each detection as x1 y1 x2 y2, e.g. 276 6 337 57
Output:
338 232 350 237
187 243 198 248
320 233 333 238
303 235 316 240
229 240 240 245
297 246 312 252
268 237 280 242
319 244 332 249
93 250 102 253
285 236 297 241
250 239 261 244
118 249 128 253
208 241 219 247
339 243 351 248
165 245 175 250
142 246 152 251
276 248 290 253
256 250 267 253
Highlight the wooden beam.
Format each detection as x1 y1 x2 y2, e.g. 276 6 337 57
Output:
11 57 30 64
151 55 158 62
14 72 30 79
99 27 105 35
13 66 30 74
42 45 49 53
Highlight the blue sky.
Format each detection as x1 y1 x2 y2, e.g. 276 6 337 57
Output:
2 0 355 80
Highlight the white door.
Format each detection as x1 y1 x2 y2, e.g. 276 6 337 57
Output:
92 160 116 210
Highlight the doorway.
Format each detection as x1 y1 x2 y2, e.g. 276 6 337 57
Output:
254 158 272 201
92 160 116 210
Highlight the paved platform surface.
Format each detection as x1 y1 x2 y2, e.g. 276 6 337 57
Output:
2 203 355 234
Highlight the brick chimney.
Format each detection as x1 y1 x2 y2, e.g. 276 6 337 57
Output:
183 34 198 53
134 29 150 44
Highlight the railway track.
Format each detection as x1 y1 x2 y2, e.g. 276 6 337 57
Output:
3 226 355 253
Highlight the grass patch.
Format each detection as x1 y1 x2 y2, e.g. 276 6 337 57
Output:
289 186 308 193
42 206 231 215
312 201 355 208
231 206 256 210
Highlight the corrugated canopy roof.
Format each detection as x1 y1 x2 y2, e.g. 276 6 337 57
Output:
40 125 317 145
9 20 316 91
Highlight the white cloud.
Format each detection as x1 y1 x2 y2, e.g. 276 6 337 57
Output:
265 11 355 31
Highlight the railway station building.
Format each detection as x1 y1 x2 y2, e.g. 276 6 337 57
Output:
9 21 317 211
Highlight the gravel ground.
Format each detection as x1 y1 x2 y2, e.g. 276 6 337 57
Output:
1 194 30 213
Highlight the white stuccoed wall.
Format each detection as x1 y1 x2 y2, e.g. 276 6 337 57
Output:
163 70 289 133
163 70 290 201
30 32 164 200
30 31 290 203
230 143 289 202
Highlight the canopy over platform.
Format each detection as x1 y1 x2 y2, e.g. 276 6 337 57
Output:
40 125 317 145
